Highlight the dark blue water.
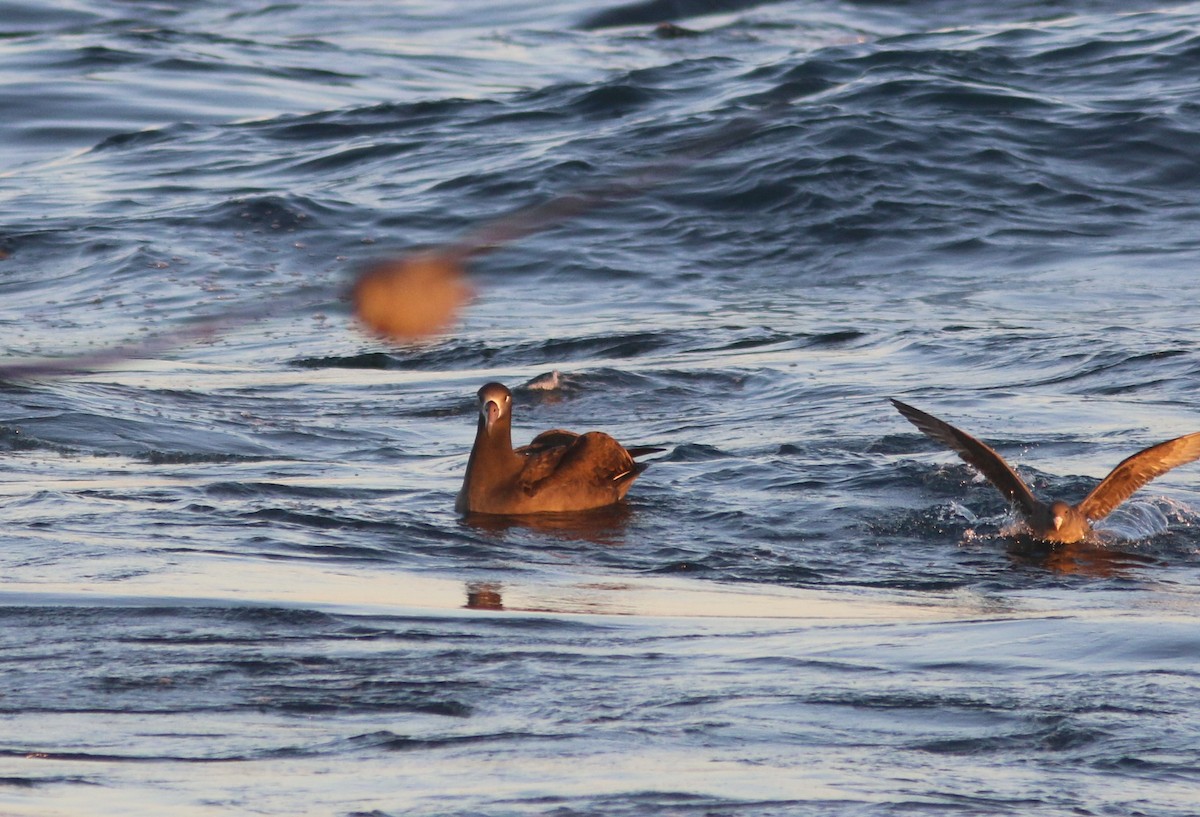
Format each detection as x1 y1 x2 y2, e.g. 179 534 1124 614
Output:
3 1 1200 814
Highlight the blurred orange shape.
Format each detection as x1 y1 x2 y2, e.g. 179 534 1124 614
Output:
351 251 473 341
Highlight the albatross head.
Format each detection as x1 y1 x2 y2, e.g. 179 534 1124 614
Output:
1049 500 1072 531
477 382 512 433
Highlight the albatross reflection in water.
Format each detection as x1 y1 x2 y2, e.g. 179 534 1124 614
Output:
462 501 635 546
1007 538 1160 577
465 582 505 611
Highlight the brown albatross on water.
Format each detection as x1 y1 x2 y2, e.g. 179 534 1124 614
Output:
891 398 1200 544
457 382 662 515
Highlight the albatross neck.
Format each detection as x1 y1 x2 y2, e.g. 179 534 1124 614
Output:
467 413 523 479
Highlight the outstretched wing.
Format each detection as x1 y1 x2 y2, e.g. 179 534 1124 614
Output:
891 398 1039 518
1078 431 1200 522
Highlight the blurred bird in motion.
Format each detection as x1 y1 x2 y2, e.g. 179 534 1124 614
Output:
0 114 762 378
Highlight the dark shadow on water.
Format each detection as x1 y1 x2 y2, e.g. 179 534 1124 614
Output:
461 503 633 545
1007 536 1160 577
578 0 779 29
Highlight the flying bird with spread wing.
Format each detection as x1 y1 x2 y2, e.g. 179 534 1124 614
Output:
891 398 1200 544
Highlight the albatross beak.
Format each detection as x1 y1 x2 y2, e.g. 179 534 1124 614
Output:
1052 514 1064 530
483 400 500 432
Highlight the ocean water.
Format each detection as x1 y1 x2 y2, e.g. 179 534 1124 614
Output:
2 1 1200 814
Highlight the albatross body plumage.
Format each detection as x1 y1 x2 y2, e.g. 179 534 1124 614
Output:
891 398 1200 544
457 382 661 515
